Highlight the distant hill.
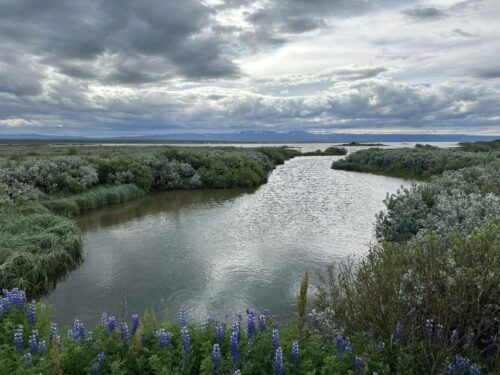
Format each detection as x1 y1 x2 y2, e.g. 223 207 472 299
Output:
0 130 498 143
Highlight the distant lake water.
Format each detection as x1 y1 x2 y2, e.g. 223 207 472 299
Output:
45 151 415 325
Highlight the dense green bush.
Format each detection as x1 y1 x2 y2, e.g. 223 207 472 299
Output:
94 157 153 191
331 145 499 179
375 163 500 242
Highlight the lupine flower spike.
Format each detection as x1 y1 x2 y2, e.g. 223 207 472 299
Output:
181 326 192 354
230 330 241 365
131 314 140 336
291 340 300 365
213 343 221 375
275 347 285 375
272 329 280 351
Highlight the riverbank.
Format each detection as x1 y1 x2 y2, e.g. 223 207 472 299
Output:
0 146 299 294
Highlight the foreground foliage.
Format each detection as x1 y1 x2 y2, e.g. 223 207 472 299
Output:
1 285 495 374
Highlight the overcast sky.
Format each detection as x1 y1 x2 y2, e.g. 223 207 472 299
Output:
0 0 499 136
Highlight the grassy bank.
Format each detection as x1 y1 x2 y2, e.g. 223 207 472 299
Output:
331 141 499 180
0 204 81 294
0 145 299 294
41 184 147 217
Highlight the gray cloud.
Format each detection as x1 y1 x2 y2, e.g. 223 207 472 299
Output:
402 6 449 21
402 0 482 22
0 0 239 85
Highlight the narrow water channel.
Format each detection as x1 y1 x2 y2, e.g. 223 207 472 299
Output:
45 155 408 325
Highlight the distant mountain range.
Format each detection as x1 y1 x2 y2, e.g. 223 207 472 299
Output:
0 130 498 143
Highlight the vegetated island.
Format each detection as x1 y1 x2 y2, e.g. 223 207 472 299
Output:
300 146 347 156
0 141 498 374
339 141 387 146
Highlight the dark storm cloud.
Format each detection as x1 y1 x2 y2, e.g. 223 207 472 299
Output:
0 0 239 85
402 0 483 22
246 0 371 35
402 6 448 21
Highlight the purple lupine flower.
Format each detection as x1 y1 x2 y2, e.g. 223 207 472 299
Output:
131 314 140 336
213 343 221 375
181 326 192 354
258 314 267 332
486 335 496 357
336 335 344 359
272 329 280 351
396 322 405 346
5 288 27 310
29 330 39 354
14 325 24 353
155 329 172 348
354 357 363 372
98 352 106 365
120 322 130 341
92 362 101 375
215 324 225 344
450 329 459 349
39 340 47 355
230 330 241 366
232 321 241 343
50 323 58 341
436 324 444 344
28 301 36 326
107 316 117 333
247 308 256 338
447 354 470 375
274 347 284 375
291 340 300 365
424 319 433 340
469 364 481 375
264 309 270 316
72 319 85 340
344 337 353 355
377 342 386 352
179 305 187 326
23 353 33 368
101 313 108 325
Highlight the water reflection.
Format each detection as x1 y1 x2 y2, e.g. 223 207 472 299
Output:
45 156 408 325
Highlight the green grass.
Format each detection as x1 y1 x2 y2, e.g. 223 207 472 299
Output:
0 203 82 294
41 184 147 217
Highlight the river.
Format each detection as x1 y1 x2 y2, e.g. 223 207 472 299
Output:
45 152 410 325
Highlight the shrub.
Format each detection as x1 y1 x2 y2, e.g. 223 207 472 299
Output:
0 156 98 195
94 157 152 191
375 163 500 242
314 224 499 373
331 145 499 179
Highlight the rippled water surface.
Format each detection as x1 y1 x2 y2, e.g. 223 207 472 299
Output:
46 155 408 324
